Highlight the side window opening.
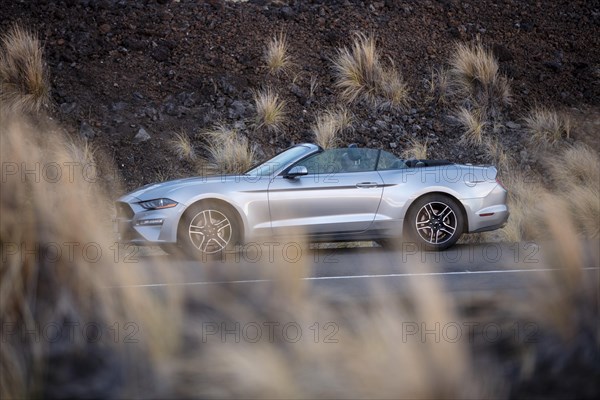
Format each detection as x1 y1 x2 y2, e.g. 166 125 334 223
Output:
293 148 380 174
377 150 407 170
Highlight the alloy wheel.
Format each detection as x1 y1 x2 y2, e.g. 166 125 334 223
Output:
188 209 232 254
414 201 458 245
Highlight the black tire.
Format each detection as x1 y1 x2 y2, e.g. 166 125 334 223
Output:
178 201 241 259
405 194 464 251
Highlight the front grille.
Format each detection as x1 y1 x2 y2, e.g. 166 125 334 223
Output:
115 202 134 219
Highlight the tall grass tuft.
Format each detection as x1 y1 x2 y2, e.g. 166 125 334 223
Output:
426 67 450 105
200 124 255 174
332 33 409 109
458 199 599 398
312 106 353 149
524 107 571 145
264 32 291 75
0 116 181 399
548 143 599 237
456 107 487 145
449 42 510 117
254 88 287 134
485 138 511 175
170 250 481 398
0 25 50 114
169 131 196 161
402 138 428 159
496 170 545 242
495 141 599 242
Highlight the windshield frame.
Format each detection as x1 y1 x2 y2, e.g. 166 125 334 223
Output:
244 144 320 177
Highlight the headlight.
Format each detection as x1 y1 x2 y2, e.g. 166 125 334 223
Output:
138 198 178 210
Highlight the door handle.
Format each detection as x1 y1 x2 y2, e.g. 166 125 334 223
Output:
356 182 379 188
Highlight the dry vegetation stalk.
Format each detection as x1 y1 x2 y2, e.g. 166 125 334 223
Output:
264 31 292 75
200 124 255 174
0 116 182 398
524 107 571 145
456 107 487 145
402 138 428 159
449 42 511 117
312 106 353 149
333 33 409 109
254 88 287 134
0 25 49 114
169 131 196 161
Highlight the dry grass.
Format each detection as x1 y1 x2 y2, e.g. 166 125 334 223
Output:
527 198 599 347
254 88 287 134
549 142 599 190
264 32 291 75
524 107 571 145
381 61 410 109
548 143 600 237
200 124 255 174
484 138 511 175
456 107 487 145
64 138 99 189
169 131 196 161
0 25 49 114
426 67 450 105
65 138 97 167
2 115 598 399
496 170 546 242
458 204 599 398
332 33 409 109
495 141 599 242
172 248 480 399
309 74 319 98
402 138 428 159
562 185 600 238
0 116 181 399
449 42 510 116
312 106 353 149
5 21 598 400
154 169 173 182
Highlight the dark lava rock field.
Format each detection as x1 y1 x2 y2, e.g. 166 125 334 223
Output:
1 0 598 190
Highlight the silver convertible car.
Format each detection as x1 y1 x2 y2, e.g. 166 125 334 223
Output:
116 144 508 255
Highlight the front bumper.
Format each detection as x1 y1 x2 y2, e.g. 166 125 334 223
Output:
114 201 185 245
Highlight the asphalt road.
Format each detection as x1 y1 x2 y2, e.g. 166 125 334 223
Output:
116 242 600 299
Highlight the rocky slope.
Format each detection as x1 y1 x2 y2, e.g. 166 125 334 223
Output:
1 0 598 190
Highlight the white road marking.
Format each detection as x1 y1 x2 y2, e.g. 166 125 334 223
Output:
113 267 600 288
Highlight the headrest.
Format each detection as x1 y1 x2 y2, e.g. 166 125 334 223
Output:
348 144 361 161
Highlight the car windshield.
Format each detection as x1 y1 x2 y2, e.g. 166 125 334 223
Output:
245 145 316 177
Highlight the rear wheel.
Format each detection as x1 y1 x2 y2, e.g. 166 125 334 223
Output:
179 202 240 259
406 194 464 251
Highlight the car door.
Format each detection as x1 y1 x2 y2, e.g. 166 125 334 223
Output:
267 148 384 235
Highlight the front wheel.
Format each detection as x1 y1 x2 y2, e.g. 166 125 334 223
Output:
179 202 240 259
405 194 464 251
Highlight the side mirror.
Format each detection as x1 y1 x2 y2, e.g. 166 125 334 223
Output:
285 165 308 179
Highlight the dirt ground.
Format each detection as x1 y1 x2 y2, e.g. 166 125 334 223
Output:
1 0 598 190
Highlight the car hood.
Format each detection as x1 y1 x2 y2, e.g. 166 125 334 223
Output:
122 174 257 202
